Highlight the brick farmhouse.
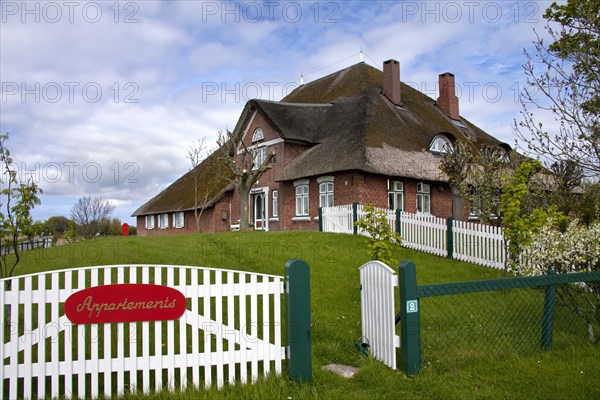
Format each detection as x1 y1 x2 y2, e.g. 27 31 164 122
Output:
132 59 509 235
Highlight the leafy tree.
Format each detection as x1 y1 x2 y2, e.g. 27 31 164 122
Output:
500 159 566 269
0 132 43 280
515 0 600 178
70 196 116 239
354 204 400 266
44 215 70 241
109 218 123 236
440 143 550 226
578 180 600 224
66 218 77 243
217 130 275 231
21 220 44 242
441 145 566 273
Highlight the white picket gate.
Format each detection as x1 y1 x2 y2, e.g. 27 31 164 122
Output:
0 265 286 399
359 261 399 370
321 204 354 234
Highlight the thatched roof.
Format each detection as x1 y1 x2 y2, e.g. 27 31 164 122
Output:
254 62 506 182
132 146 233 216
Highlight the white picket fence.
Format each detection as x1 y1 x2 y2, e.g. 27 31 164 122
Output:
453 219 505 269
0 265 286 399
359 261 399 370
321 204 507 269
399 212 447 257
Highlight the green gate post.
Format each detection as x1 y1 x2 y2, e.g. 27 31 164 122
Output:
398 261 421 375
446 217 454 259
352 202 359 235
541 269 557 350
285 259 312 382
318 207 323 232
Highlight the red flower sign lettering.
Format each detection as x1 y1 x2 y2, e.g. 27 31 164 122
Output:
65 284 186 324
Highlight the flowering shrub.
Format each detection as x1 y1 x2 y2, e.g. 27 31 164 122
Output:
515 220 600 275
514 220 600 342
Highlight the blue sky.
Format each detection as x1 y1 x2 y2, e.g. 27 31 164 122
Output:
0 0 561 225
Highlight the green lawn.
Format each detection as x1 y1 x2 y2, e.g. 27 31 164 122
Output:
11 232 600 399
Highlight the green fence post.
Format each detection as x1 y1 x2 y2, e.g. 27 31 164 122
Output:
285 259 312 382
396 209 402 237
446 217 454 259
398 260 421 375
318 207 323 232
352 202 359 235
541 269 557 350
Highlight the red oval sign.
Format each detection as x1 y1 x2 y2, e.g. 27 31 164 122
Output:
65 284 186 324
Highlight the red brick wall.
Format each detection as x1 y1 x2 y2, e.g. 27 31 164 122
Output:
136 193 233 236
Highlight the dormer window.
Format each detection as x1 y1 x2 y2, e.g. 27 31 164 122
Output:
429 136 452 154
252 128 264 142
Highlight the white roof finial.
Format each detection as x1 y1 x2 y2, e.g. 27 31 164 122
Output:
300 70 304 85
360 46 364 63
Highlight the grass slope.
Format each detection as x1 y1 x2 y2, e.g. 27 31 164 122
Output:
12 232 600 399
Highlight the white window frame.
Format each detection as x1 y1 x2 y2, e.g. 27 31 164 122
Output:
173 212 185 229
272 190 278 218
158 213 169 229
416 182 431 214
252 127 264 142
388 180 404 211
145 215 155 230
294 179 309 217
429 136 452 154
317 176 334 208
253 146 266 170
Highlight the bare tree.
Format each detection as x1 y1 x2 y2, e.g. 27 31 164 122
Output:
187 138 210 232
70 196 116 239
217 130 275 231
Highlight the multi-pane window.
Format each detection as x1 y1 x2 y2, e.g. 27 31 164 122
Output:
252 128 264 142
158 213 169 229
173 212 184 228
319 182 334 208
145 215 155 229
253 146 266 170
416 182 431 214
429 136 451 154
295 185 309 216
272 190 279 218
388 180 404 211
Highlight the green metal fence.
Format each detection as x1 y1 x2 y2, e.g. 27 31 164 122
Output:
398 261 600 375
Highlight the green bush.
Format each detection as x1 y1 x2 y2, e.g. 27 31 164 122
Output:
354 204 401 266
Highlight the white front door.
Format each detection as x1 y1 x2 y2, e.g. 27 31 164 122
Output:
253 193 265 230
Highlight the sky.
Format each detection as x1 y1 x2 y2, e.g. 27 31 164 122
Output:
0 0 563 226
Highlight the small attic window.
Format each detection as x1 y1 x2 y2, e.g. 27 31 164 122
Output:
429 136 452 154
252 128 264 142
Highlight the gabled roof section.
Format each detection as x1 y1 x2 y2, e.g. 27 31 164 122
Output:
131 146 233 216
232 99 331 144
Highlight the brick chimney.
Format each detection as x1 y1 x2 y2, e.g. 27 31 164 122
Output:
437 72 459 120
383 59 401 105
